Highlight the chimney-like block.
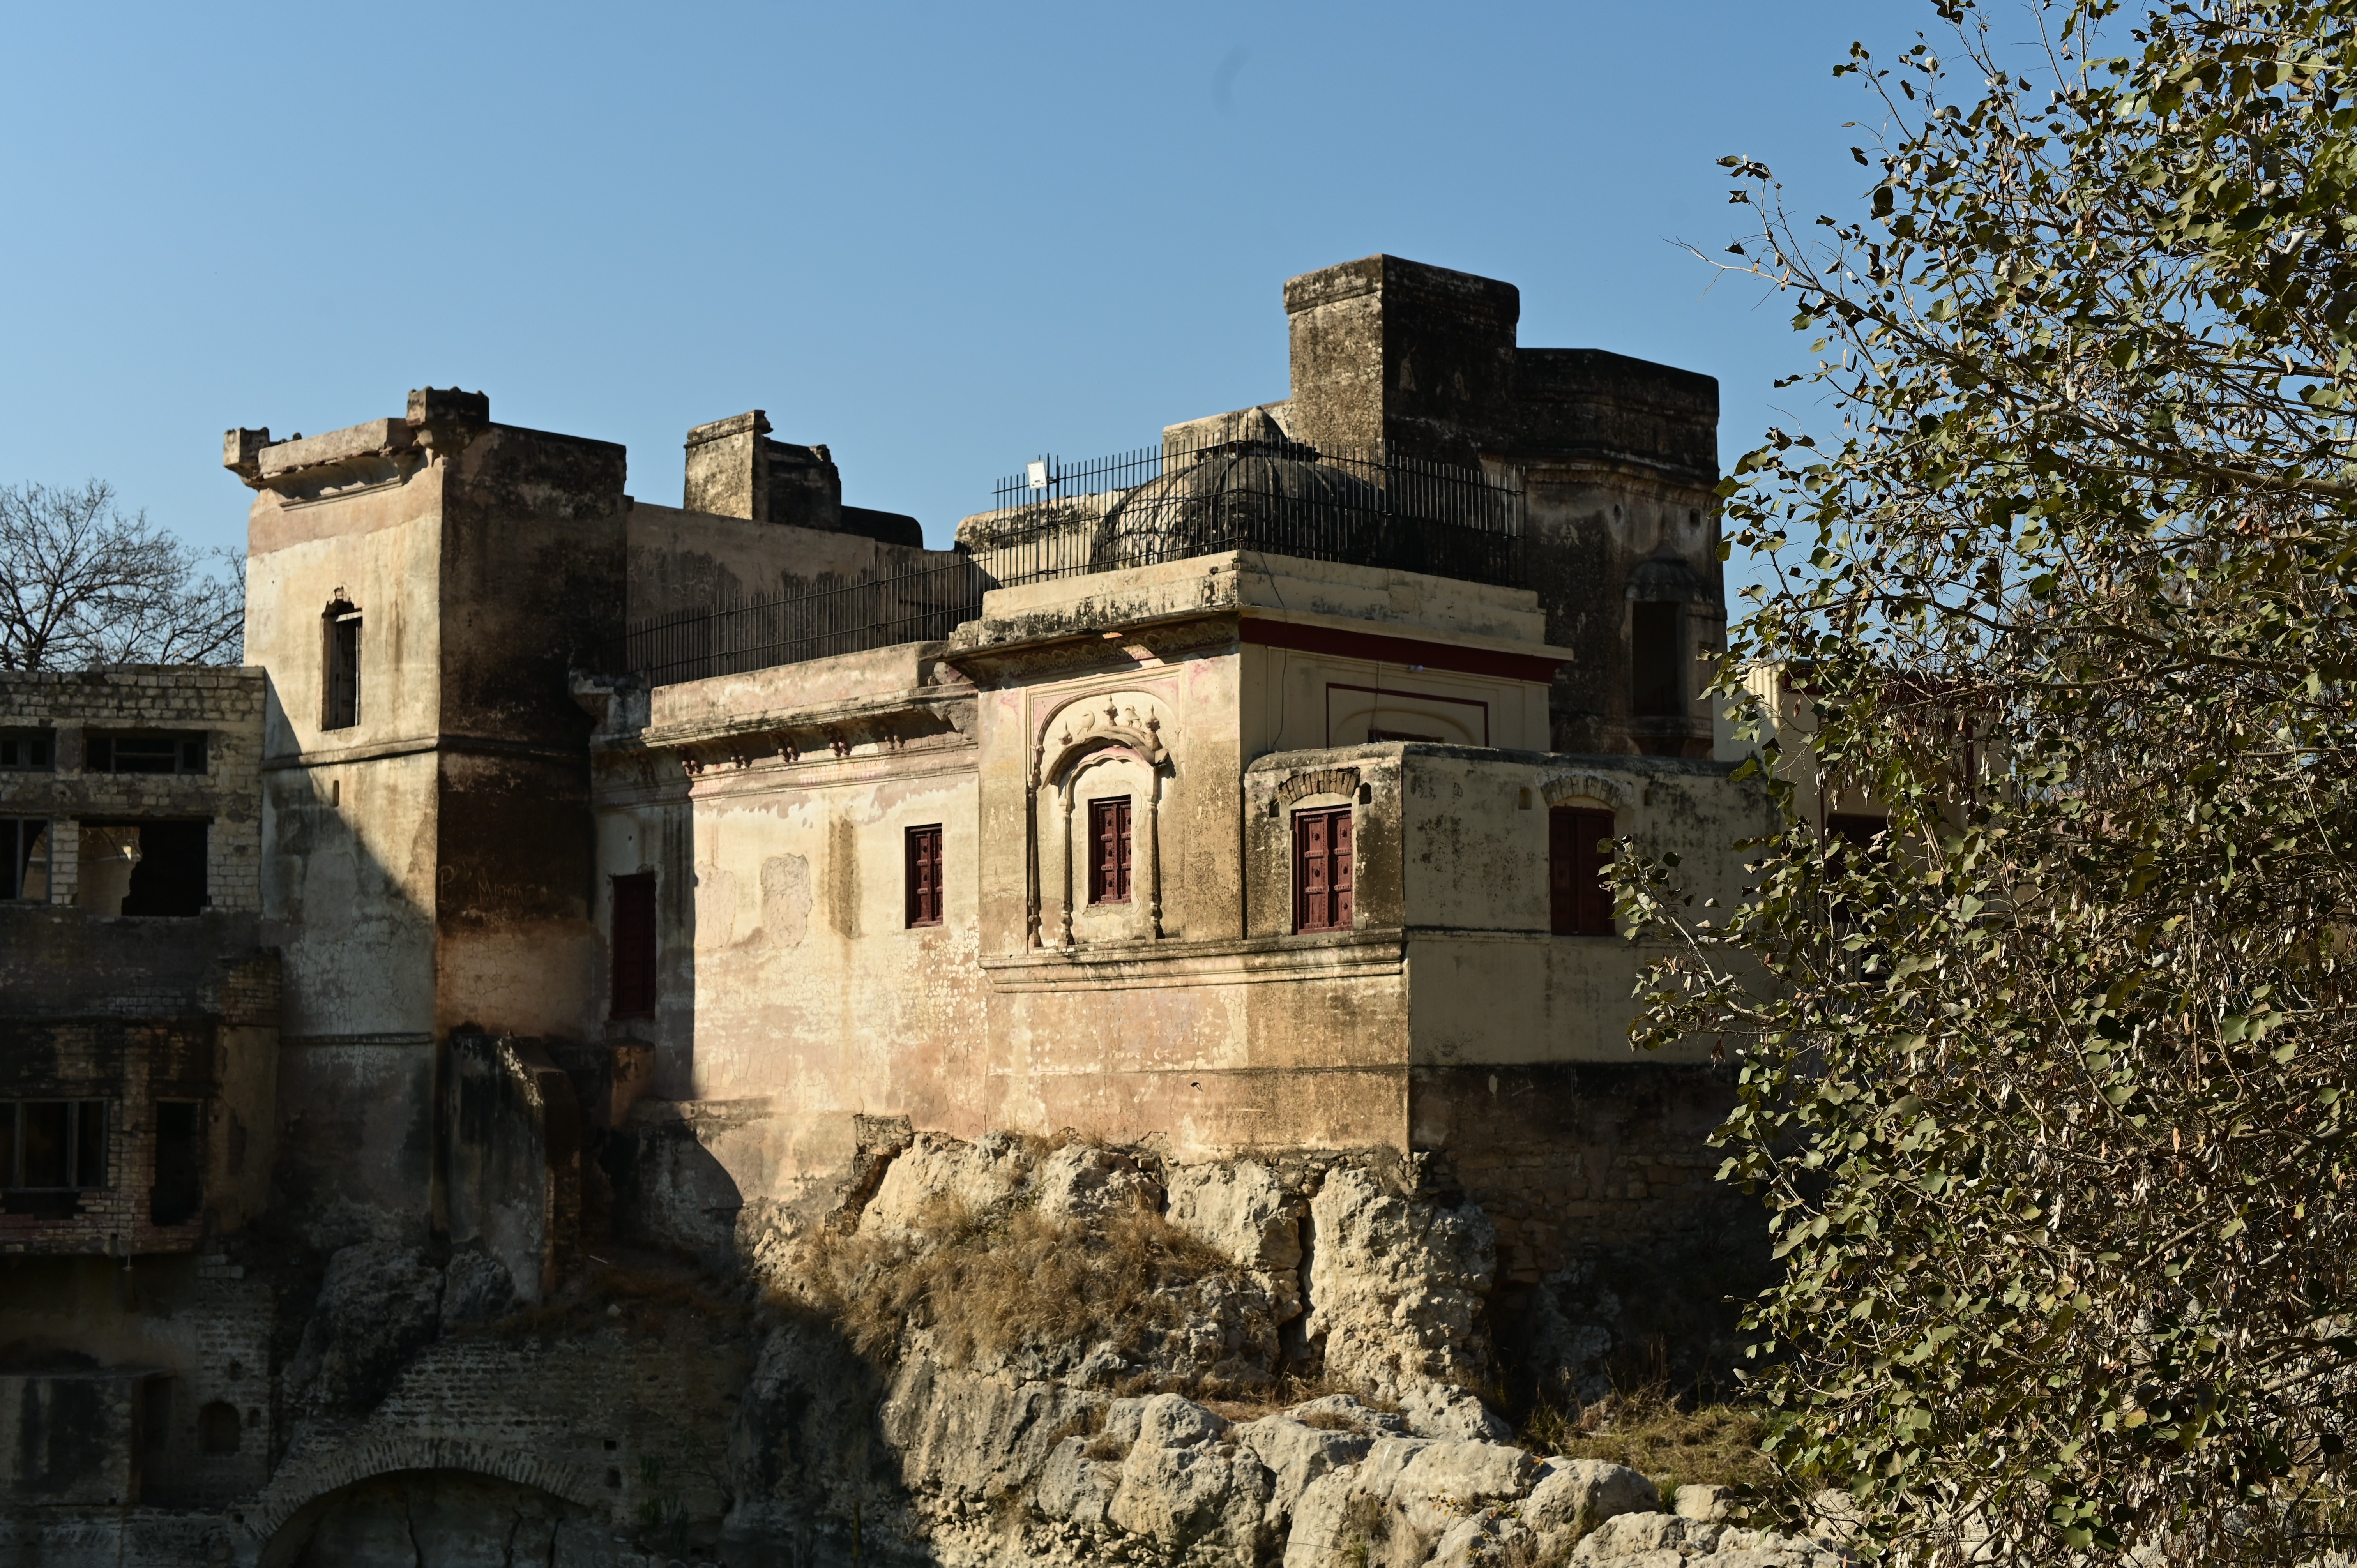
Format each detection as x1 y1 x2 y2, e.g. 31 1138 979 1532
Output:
1284 255 1520 464
407 387 491 427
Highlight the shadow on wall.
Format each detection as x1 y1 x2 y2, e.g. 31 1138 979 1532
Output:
721 1305 926 1568
260 737 441 1253
260 1468 596 1567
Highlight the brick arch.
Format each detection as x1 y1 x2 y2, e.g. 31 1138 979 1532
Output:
1276 766 1360 806
1540 771 1631 810
244 1436 605 1556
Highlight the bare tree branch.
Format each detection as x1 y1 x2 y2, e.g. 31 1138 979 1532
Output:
0 480 244 671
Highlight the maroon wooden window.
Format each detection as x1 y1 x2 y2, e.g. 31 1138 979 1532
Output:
906 824 945 927
1088 797 1132 904
610 872 657 1018
1549 807 1615 936
1293 806 1355 933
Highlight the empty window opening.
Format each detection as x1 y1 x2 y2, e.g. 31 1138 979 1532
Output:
141 1378 173 1454
1630 602 1683 717
905 825 944 927
1088 797 1133 905
83 732 208 774
198 1400 240 1456
325 606 362 730
78 820 208 917
1550 806 1616 936
0 730 54 770
1826 813 1888 854
2 1100 108 1190
3 818 50 901
1293 806 1355 933
150 1100 203 1226
610 872 657 1019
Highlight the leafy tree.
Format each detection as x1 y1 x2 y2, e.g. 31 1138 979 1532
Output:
0 479 243 670
1619 1 2357 1561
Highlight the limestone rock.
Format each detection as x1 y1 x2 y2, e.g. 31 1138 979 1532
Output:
1284 1392 1410 1435
1571 1510 1715 1561
1677 1482 1738 1522
1303 1167 1497 1403
1167 1158 1302 1270
1031 1141 1159 1222
1428 1507 1542 1568
1525 1458 1663 1533
437 1247 518 1331
285 1243 444 1416
860 1130 1029 1235
1036 1436 1121 1528
1097 1393 1271 1556
1233 1414 1372 1524
1400 1382 1513 1441
879 1355 1103 1502
1283 1436 1537 1568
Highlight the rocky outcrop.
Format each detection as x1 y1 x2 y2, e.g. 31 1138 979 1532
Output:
700 1133 1827 1566
148 1132 1798 1568
1303 1166 1504 1435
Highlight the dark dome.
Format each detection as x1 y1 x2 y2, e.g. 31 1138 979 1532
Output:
1092 440 1390 572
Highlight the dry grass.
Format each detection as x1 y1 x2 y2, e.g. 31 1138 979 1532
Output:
474 1252 746 1343
1520 1381 1772 1497
791 1192 1246 1379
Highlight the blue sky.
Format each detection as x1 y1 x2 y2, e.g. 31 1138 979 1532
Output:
0 1 1927 588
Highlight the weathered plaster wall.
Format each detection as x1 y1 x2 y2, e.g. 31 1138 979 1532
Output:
586 643 988 1221
240 394 629 1243
1522 466 1725 758
1391 749 1767 1067
625 500 937 625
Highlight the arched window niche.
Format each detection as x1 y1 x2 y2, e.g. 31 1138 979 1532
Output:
1030 693 1174 949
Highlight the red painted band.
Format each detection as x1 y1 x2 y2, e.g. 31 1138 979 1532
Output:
1239 618 1565 682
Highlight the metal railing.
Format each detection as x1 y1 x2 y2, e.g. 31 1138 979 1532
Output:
613 438 1523 686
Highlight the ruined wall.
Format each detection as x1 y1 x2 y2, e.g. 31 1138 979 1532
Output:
3 1252 279 1512
1417 1064 1774 1406
0 666 266 917
0 981 276 1257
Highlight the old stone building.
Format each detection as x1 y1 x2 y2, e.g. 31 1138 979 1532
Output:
0 256 1813 1565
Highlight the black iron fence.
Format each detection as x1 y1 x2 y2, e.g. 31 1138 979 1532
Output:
613 438 1523 686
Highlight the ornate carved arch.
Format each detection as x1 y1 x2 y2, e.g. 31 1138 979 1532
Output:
1034 690 1169 791
1029 690 1176 947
